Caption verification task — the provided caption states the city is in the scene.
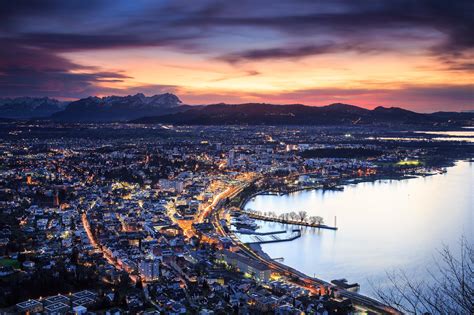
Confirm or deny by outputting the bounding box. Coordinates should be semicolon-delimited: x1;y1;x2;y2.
0;123;472;314
1;1;473;314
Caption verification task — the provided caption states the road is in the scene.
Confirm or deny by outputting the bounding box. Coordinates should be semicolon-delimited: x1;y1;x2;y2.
81;200;138;283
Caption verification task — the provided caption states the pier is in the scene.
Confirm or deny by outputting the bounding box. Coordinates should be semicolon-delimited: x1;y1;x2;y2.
236;210;338;230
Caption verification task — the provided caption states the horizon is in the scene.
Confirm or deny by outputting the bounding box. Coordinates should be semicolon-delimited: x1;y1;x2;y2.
2;92;473;114
1;1;473;112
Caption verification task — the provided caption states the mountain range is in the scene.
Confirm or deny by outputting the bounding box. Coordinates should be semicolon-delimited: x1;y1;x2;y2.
134;102;474;127
50;93;187;122
0;97;67;119
0;93;472;127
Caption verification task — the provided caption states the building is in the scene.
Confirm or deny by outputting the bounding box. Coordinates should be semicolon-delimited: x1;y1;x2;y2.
72;290;97;308
44;302;70;314
159;179;184;193
72;290;97;301
221;250;271;282
139;257;161;281
72;297;96;308
73;305;88;315
44;294;70;306
16;299;43;313
227;150;235;167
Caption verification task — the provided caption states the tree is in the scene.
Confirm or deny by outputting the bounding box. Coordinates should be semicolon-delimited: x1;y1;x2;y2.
309;216;324;225
298;211;308;222
372;238;473;314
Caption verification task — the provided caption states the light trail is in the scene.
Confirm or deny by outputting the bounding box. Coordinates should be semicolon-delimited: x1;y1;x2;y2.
81;203;137;283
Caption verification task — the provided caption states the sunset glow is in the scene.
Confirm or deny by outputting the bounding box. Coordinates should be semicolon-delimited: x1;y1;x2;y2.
2;1;473;111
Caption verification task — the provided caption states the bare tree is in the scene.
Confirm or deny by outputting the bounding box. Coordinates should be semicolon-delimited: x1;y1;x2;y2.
309;216;324;225
298;211;308;222
372;238;473;314
289;211;298;221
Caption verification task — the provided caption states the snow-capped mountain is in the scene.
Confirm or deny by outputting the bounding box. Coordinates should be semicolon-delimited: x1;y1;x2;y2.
51;93;187;122
0;97;67;119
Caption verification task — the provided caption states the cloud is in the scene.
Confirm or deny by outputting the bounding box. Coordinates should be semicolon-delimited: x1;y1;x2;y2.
0;41;132;98
219;42;381;63
200;1;474;65
0;0;472;111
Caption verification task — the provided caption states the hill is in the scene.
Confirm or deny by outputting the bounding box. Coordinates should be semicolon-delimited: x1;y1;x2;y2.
133;103;473;127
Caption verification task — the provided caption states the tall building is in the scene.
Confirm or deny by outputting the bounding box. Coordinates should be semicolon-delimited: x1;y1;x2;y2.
227;150;235;167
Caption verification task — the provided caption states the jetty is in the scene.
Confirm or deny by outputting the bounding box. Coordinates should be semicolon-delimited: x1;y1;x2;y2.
237;210;338;230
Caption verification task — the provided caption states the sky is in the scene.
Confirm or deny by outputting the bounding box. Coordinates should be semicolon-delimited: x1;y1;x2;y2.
1;0;473;112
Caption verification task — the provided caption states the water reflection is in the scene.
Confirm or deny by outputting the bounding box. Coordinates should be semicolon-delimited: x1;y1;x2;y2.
243;161;473;295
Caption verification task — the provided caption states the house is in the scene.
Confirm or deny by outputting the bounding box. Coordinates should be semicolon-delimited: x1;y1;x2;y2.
16;299;43;313
44;302;70;314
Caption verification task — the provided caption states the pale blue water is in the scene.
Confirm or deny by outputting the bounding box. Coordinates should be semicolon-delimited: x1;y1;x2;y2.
243;161;473;294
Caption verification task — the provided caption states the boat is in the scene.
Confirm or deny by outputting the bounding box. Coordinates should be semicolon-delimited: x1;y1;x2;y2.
231;214;260;230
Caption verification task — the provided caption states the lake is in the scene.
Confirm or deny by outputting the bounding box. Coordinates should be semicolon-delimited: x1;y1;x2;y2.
242;161;473;295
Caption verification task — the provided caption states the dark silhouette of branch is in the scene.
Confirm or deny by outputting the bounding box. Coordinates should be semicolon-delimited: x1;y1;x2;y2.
371;237;473;314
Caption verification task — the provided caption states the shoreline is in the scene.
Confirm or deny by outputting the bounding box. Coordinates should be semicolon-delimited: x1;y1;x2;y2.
233;159;470;295
241;158;472;209
242;173;428;209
